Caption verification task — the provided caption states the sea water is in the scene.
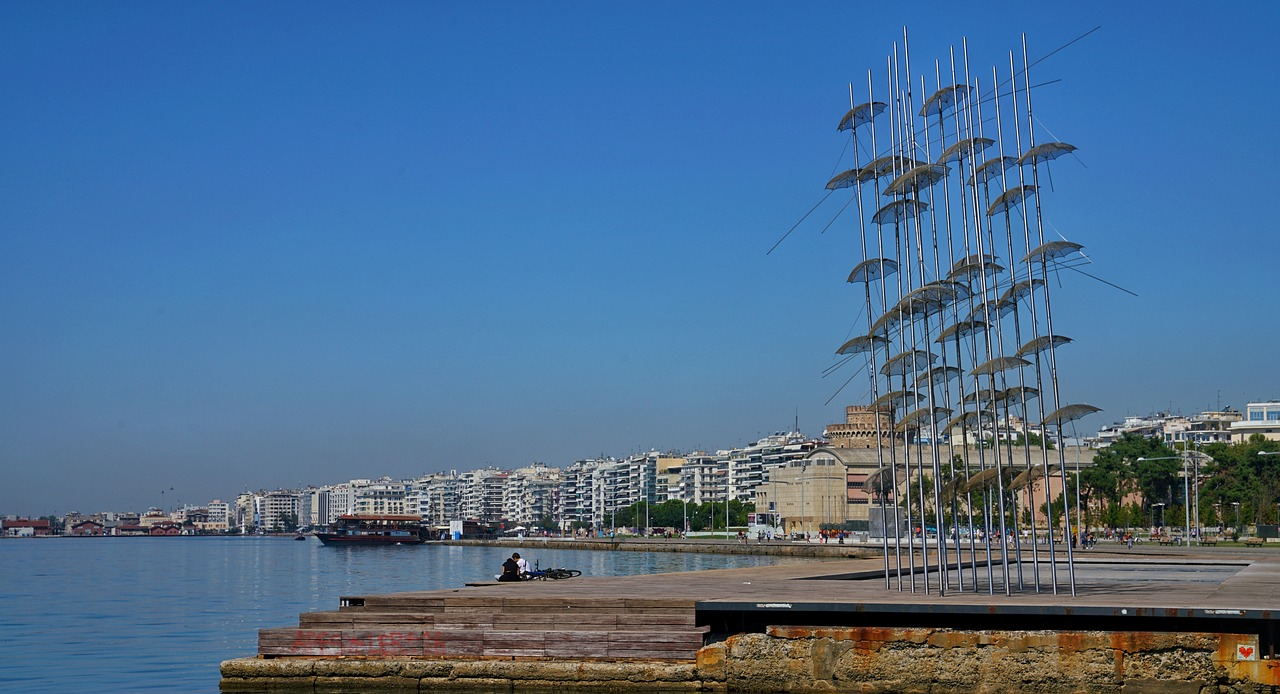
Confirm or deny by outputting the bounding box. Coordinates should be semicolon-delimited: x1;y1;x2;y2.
0;536;816;693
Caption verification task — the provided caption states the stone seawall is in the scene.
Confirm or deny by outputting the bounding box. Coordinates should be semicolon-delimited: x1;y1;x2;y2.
221;626;1280;692
445;537;874;559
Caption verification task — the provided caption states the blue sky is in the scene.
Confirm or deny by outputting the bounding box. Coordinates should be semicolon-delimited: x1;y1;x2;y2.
2;2;1278;515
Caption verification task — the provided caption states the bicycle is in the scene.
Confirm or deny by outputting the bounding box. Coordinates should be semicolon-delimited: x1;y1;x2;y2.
524;561;582;580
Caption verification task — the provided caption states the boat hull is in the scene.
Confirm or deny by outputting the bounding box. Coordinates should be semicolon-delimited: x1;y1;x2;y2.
314;532;426;546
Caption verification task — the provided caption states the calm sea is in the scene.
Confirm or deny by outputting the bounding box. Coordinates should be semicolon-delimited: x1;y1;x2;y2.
0;536;816;693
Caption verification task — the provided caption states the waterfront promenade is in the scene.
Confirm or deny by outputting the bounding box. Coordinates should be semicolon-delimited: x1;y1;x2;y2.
222;540;1280;691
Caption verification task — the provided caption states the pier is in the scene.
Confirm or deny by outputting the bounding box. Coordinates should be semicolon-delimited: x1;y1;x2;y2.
221;542;1280;691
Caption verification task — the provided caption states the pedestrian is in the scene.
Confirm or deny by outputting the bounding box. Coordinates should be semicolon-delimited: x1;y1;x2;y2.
497;553;522;582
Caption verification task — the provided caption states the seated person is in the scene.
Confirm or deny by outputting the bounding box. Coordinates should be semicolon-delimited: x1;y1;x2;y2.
497;553;522;582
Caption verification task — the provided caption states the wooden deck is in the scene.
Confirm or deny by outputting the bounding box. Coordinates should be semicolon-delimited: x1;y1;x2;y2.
258;545;1280;662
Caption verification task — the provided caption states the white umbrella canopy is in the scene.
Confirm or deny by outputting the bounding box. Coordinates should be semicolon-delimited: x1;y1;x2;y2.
935;318;986;343
1041;404;1102;427
862;154;926;181
895;406;953;433
847;258;898;284
919;83;975;118
971;355;1031;376
944;410;994;432
869;309;903;337
1016;335;1073;358
987;185;1037;217
1000;278;1044;305
825;168;862;190
947;260;1005;284
880;349;937;376
966;297;1016;322
969;155;1016;187
950;253;1000;273
1017;141;1077;166
936;136;995;165
872;389;924;411
872;198;929;225
883;164;950;197
836;334;888;356
996;386;1039;407
1009;465;1060;492
838;101;887;132
915;365;962;387
1025;240;1084;265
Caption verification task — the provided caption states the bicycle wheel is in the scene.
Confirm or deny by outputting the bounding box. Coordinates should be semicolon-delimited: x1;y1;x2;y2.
548;569;581;579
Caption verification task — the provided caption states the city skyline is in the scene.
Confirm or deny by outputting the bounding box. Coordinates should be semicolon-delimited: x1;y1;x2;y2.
4;3;1279;515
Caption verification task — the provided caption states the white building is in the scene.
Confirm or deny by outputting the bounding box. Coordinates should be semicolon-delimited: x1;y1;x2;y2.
351;478;407;515
1230;402;1280;443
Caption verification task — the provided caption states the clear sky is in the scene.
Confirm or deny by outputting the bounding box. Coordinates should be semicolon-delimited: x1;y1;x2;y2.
3;2;1278;516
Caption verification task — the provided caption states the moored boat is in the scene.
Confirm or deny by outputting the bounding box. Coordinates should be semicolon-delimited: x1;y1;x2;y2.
314;514;427;545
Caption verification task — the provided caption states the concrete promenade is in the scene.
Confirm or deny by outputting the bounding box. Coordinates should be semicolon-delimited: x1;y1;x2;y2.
222;541;1280;691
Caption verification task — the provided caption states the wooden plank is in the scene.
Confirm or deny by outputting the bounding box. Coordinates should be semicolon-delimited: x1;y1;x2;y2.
338;629;426;657
607;631;705;646
622;598;697;609
616;614;698;627
349;612;436;625
259;645;344;657
492;613;618;629
299;612;354;627
431;615;495;629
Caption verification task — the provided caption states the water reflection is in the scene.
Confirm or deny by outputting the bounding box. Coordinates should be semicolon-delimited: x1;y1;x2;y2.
0;537;821;693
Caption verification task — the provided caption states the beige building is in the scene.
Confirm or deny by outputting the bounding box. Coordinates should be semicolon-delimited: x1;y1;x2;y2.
754;443;1096;536
823;405;894;449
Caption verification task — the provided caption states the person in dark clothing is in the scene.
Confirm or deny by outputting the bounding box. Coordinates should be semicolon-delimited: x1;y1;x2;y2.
497;553;522;581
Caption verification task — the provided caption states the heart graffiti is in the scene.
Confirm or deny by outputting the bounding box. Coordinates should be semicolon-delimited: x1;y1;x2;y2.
1238;645;1256;660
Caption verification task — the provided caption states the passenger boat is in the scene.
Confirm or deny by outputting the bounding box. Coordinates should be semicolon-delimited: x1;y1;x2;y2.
314;514;428;545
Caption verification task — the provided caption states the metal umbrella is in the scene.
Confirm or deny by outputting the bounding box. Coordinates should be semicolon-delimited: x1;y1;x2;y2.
895;406;953;433
919;83;974;118
862;155;926;181
935;318;987;343
968;156;1017;187
1015;335;1073;358
872;389;923;411
1008;465;1059;492
996;386;1039;407
1000;278;1044;305
872;198;929;225
1016;141;1077;166
847;258;899;284
825;168;862;190
838;101;887;132
987;185;1037;217
880;349;937;376
947;260;1005;284
1040;404;1102;427
836;334;888;356
883;164;950;197
1024;241;1084;265
915;365;962;387
966;297;1016;322
936;137;995;165
971;355;1031;376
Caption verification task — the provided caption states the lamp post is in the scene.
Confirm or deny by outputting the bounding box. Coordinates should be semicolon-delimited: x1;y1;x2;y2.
1232;502;1241;538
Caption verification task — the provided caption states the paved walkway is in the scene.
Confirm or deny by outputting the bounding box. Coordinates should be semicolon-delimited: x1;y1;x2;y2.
373;544;1280;611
